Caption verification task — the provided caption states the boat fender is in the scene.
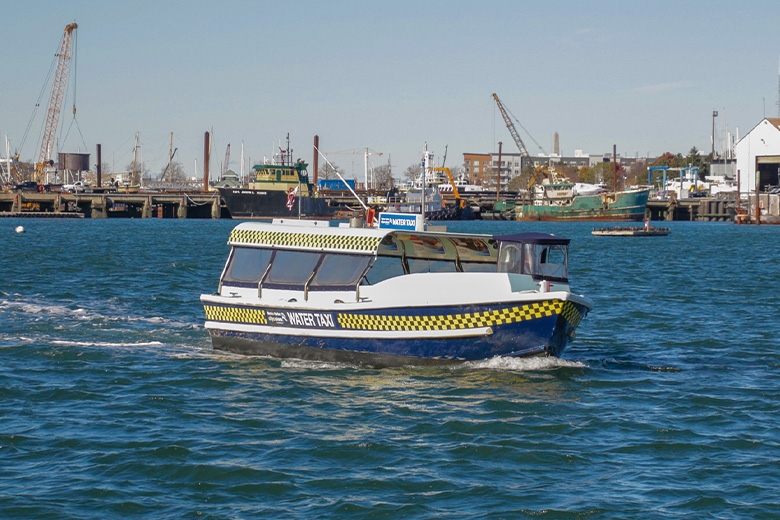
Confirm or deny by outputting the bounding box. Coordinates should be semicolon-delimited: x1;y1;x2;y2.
366;208;376;227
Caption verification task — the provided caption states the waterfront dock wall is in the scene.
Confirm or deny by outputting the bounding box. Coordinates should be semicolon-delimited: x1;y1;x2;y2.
0;192;227;219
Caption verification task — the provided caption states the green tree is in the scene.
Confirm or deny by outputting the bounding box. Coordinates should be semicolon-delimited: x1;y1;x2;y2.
684;146;708;178
580;162;616;187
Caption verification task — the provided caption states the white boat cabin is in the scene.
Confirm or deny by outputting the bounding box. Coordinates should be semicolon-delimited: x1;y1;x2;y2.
216;219;571;302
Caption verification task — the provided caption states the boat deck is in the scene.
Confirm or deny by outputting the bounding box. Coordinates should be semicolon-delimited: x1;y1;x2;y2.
592;226;670;237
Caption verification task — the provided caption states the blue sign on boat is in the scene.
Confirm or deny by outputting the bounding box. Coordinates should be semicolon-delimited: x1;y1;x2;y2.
378;212;423;230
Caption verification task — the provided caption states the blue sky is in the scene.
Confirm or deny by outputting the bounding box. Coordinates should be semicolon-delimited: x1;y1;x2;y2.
3;0;780;181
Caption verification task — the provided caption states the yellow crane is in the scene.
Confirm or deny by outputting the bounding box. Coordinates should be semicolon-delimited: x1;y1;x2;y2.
35;22;78;183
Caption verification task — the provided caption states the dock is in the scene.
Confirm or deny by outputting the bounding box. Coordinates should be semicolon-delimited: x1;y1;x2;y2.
0;191;228;219
645;194;736;222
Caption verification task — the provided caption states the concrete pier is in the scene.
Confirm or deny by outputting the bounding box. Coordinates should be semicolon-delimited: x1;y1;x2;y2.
0;191;227;219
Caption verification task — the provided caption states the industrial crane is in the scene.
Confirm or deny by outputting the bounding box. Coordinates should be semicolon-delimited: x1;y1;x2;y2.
492;92;546;188
35;22;78;183
223;143;231;175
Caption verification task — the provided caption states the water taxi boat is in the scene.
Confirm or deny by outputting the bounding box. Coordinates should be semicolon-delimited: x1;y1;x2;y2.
201;213;593;367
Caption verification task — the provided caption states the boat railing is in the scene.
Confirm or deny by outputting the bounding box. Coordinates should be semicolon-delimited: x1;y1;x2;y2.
257;262;273;299
303;271;316;301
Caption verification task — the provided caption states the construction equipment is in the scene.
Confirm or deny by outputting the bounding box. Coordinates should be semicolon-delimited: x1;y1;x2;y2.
34;22;78;183
434;166;467;208
223;143;231;175
492;92;545;188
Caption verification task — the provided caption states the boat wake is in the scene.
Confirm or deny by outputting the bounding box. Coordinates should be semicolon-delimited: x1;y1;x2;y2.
0;297;193;328
276;355;588;373
50;340;165;349
462;355;587;372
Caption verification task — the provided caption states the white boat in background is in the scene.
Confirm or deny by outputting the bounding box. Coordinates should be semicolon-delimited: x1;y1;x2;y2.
201;213;593;367
572;182;608;196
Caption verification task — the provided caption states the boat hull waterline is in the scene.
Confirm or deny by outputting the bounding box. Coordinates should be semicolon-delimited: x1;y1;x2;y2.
204;297;589;368
218;188;333;219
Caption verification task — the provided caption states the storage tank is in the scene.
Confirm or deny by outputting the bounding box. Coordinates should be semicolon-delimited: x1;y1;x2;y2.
58;152;90;171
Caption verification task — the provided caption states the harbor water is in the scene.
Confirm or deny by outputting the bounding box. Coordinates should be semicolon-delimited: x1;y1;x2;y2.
1;218;778;518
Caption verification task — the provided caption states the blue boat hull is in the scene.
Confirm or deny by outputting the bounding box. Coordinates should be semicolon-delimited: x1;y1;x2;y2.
204;299;588;368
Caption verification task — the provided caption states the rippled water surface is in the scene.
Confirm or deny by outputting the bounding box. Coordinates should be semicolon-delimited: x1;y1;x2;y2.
1;218;779;518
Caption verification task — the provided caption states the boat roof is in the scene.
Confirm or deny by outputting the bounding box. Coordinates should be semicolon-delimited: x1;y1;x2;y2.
495;232;570;245
228;220;568;255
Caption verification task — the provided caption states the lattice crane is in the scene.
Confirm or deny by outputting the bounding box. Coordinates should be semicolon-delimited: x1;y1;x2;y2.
492;92;545;187
35;22;78;183
223;143;231;175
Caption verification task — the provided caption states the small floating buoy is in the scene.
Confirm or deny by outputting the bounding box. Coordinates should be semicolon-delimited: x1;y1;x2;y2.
15;225;25;234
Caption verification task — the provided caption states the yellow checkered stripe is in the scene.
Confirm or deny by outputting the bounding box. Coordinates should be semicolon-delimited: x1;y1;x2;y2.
229;229;381;252
338;300;565;331
560;301;584;329
204;305;267;324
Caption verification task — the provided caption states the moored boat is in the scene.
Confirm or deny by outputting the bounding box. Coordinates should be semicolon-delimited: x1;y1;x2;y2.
217;136;334;219
201;213;593;367
516;171;650;221
387;147;478;220
591;223;670;236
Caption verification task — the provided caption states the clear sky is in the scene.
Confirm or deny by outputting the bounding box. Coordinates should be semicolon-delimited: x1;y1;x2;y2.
3;0;780;182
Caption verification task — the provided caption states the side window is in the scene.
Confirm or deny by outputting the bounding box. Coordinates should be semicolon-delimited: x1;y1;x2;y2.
312;254;371;287
497;244;522;274
408;258;456;273
266;250;321;285
224;247;273;283
363;256;406;285
461;261;496;273
538;245;567;278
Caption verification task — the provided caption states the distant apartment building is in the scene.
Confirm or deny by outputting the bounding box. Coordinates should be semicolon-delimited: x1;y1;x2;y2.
462;150;639;188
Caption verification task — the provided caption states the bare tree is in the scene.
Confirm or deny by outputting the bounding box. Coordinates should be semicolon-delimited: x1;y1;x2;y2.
160;161;186;182
448;164;464;180
403;163;421;184
318;162;344;181
124;162;150;186
372;164;394;190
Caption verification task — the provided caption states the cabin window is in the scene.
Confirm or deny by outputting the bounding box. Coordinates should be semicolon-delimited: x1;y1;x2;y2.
312;253;371;287
497;244;523;274
461;261;496;273
407;258;457;273
265;250;321;285
537;245;568;279
224;246;273;282
497;242;569;280
362;256;406;285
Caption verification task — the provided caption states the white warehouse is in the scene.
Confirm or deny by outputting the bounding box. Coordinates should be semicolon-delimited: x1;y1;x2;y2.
735;118;780;194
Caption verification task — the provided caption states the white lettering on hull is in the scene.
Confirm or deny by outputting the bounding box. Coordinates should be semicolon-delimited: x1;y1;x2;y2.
286;311;335;328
